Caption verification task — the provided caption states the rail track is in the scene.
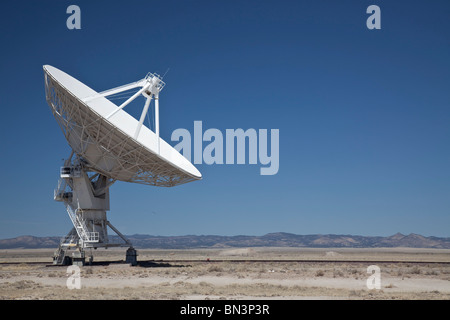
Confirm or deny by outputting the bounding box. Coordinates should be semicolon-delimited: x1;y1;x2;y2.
0;259;449;267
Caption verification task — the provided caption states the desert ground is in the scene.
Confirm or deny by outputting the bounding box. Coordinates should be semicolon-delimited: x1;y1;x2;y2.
0;247;449;300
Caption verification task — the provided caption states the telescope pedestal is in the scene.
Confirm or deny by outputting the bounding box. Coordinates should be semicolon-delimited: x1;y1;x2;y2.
53;158;137;266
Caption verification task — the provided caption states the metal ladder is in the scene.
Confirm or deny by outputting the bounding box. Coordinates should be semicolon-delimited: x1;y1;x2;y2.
53;228;79;265
54;246;66;265
64;203;99;244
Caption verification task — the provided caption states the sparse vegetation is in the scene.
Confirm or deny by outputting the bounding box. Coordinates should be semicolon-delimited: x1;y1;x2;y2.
410;266;422;275
333;269;344;278
315;270;325;277
0;248;449;300
426;270;439;276
207;265;223;273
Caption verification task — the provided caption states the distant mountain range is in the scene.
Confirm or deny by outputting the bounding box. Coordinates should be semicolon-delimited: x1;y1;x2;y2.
1;232;450;249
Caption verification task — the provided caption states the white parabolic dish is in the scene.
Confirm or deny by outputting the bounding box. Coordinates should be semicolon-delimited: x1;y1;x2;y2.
44;65;201;187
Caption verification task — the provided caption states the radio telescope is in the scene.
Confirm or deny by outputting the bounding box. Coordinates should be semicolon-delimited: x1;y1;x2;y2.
44;65;201;265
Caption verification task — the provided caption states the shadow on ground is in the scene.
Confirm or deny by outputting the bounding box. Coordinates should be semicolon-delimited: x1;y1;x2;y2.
87;260;190;268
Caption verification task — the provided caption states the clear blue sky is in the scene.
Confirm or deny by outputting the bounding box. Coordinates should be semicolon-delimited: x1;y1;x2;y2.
0;0;449;238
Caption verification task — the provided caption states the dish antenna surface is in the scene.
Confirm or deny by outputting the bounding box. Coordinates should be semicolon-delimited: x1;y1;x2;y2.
44;65;201;265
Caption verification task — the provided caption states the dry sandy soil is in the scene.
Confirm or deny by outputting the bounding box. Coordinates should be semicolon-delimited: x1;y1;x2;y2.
0;247;449;300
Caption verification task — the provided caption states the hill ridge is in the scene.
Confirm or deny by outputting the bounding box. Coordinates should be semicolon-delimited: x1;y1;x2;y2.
1;233;450;249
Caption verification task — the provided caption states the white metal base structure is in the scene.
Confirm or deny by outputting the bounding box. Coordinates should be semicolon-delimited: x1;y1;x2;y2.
53;153;136;266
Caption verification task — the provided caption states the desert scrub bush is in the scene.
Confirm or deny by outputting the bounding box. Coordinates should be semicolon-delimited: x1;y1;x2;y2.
207;265;223;273
349;290;363;297
333;269;344;278
13;280;40;290
425;269;439;276
440;268;450;275
84;267;94;275
350;269;358;275
410;266;421;275
430;290;440;294
315;270;325;277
